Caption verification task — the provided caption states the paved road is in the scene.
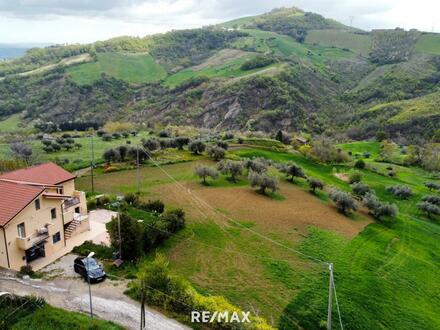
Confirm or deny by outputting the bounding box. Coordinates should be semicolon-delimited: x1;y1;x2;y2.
0;275;189;330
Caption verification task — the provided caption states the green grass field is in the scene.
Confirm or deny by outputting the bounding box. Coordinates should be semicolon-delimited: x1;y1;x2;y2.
10;304;122;329
163;54;279;87
0;113;29;133
75;144;440;329
415;34;440;55
306;29;372;56
67;52;167;85
0;131;150;171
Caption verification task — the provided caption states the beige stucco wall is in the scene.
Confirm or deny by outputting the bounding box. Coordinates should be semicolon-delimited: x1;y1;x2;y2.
0;178;88;271
0;228;8;269
2;193;65;271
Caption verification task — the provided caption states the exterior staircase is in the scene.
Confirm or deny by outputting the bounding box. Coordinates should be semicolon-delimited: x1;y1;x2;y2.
64;219;81;239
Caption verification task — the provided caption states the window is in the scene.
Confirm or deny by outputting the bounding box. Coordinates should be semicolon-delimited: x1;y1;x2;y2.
57;187;63;194
35;198;40;210
51;208;57;220
52;232;61;244
17;223;26;238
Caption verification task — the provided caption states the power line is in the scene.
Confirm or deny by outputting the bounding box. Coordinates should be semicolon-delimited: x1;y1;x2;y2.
332;275;344;330
138;145;329;266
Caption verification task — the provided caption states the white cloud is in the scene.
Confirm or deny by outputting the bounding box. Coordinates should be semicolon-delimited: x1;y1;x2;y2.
0;0;438;44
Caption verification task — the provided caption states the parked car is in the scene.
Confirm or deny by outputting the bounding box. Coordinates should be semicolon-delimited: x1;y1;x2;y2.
74;257;106;283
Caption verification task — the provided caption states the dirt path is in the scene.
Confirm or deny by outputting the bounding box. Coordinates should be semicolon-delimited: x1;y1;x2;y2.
0;275;189;330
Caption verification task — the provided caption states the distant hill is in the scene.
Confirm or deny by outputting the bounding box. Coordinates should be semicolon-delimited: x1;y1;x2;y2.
0;7;439;141
0;43;51;60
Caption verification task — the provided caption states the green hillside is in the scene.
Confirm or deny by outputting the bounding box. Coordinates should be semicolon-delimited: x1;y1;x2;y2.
415;33;440;55
67;52;167;85
365;89;440;124
305;29;372;56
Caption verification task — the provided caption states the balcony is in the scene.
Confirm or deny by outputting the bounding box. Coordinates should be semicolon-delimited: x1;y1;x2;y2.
64;197;80;209
16;230;49;250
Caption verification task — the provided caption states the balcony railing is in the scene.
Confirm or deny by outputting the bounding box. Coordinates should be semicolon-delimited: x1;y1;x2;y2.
64;197;80;208
16;230;49;250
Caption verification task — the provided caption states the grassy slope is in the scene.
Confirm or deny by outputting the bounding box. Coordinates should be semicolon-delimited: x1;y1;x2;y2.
365;89;440;123
67;52;167;85
305;29;372;56
76;145;440;329
11;304;123;329
415;34;440;55
164;53;279;87
0;113;25;133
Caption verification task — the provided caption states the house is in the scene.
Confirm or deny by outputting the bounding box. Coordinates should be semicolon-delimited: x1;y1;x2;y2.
0;162;89;271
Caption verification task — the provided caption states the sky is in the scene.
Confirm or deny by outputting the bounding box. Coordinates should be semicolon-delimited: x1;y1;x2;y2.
0;0;439;44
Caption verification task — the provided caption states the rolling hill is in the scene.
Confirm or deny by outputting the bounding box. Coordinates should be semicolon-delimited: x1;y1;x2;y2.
0;7;439;141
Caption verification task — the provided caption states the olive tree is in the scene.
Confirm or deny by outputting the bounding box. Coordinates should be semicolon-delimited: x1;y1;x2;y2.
363;193;398;221
386;185;412;199
352;182;372;197
421;195;440;206
279;162;306;182
194;165;218;184
248;171;278;195
218;160;243;182
188;140;206;155
207;146;226;161
308;178;324;194
417;201;440;219
329;188;357;215
425;182;440;191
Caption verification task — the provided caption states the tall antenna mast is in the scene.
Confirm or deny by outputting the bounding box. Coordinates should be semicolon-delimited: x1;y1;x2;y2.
349;16;354;27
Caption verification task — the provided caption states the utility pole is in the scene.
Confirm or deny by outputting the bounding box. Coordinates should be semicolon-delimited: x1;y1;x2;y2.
91;133;95;194
327;262;334;330
118;209;122;260
136;144;140;195
140;279;146;329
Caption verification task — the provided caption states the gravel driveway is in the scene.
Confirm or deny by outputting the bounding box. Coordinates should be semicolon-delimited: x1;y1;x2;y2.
0;263;189;330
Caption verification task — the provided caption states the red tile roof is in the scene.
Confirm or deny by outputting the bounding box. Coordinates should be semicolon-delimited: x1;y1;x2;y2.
0;181;44;227
0;162;75;185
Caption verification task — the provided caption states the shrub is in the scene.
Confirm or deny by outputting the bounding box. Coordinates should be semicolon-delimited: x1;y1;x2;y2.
87;199;97;210
216;140;229;150
363;193;398;221
418;201;440;219
425;182;440;191
207;146;226;161
194;165;218;184
248;171;278;195
124;193;140;206
354;159;366;169
421;195;440;206
102;133;112;141
103;148;119;164
72;240;114;259
117;145;128;161
308;178;324;193
348;171;363;184
161;209;186;233
175;137;190;150
352;182;372;197
188;140;206;155
140;200;165;214
19;265;35;277
241;55;275;70
387;185;412;199
329;189;357;215
217;160;243;182
142;138;160;153
158;130;171;138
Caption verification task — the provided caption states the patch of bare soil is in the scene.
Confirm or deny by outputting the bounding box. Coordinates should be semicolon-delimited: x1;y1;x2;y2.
334;172;350;182
191;49;253;71
153;181;371;239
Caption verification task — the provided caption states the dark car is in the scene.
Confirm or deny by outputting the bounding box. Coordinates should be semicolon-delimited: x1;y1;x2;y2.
74;257;106;283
